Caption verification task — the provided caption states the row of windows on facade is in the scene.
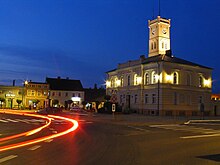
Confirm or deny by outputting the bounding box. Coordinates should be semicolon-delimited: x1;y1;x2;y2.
119;94;204;105
108;72;208;88
26;84;48;89
151;41;167;50
27;90;81;97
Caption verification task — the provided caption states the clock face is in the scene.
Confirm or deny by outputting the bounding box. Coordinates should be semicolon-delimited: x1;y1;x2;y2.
162;28;167;34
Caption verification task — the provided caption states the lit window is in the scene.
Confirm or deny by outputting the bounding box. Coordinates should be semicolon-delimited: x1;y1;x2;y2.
134;74;138;85
199;76;203;87
152;71;156;84
145;73;149;85
120;77;124;87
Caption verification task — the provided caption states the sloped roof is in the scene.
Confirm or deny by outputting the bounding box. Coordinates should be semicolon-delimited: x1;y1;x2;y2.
46;77;83;91
142;55;212;69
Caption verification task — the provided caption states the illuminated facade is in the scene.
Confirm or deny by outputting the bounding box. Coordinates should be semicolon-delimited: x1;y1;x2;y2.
46;77;84;108
106;16;213;116
24;81;49;109
0;86;23;109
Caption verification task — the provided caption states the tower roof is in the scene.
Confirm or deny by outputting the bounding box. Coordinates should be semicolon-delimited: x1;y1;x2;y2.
142;55;212;70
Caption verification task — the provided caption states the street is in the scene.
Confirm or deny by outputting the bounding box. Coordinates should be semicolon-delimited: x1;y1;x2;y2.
1;111;220;164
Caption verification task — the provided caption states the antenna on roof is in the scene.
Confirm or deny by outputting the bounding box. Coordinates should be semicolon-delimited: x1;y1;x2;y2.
158;0;161;16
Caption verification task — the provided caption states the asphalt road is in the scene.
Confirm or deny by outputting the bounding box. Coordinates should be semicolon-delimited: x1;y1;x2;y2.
1;112;220;165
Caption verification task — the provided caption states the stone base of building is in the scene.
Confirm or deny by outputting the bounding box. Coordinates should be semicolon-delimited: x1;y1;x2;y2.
137;109;211;116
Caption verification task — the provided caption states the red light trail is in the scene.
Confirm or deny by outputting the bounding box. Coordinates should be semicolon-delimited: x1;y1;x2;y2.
0;110;78;152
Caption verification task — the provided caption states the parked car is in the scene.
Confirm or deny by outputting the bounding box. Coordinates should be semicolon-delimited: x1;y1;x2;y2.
70;106;81;112
36;107;62;114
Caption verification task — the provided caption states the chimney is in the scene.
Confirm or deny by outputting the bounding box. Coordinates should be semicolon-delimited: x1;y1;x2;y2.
140;55;146;62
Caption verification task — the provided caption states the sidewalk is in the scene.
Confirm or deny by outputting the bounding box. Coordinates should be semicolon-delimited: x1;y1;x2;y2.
92;113;220;125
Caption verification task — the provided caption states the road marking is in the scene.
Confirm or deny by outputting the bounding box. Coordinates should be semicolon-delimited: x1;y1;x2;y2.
0;155;18;163
180;133;220;139
28;145;41;151
128;126;149;132
85;121;93;124
149;124;180;127
0;119;8;123
15;119;30;123
6;119;19;122
44;139;53;143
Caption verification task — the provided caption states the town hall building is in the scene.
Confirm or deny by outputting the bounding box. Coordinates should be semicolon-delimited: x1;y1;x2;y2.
106;16;212;116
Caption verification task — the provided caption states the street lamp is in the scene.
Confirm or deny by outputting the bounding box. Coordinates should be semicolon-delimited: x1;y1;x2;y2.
22;80;28;108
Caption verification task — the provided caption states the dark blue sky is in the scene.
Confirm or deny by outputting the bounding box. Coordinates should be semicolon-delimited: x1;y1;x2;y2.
0;0;219;92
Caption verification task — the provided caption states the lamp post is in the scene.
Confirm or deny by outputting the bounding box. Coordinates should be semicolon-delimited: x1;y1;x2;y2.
22;80;28;108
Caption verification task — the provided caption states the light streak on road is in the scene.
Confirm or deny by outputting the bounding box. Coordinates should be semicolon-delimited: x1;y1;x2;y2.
0;114;78;152
0;111;52;142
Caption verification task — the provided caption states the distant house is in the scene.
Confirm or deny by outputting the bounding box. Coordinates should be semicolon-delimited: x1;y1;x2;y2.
24;81;49;109
0;85;24;109
46;77;84;108
84;85;106;110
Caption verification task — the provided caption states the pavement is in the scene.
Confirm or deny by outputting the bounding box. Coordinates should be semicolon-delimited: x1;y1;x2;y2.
3;108;220;125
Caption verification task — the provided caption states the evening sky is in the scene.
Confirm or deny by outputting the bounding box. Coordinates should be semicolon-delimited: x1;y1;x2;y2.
0;0;219;92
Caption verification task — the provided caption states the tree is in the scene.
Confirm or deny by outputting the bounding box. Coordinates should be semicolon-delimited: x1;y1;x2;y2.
67;100;73;109
104;95;111;101
32;99;40;109
16;99;22;109
82;101;87;109
0;97;5;108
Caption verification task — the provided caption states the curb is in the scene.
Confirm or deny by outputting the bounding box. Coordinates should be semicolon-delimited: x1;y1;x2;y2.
184;120;220;125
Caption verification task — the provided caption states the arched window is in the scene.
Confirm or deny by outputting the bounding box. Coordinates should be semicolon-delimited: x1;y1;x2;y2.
154;42;156;49
127;75;130;86
134;74;138;85
151;42;153;50
162;42;164;49
199;76;203;87
120;77;124;87
152;71;156;84
173;72;178;84
187;73;191;86
145;73;149;85
111;79;114;87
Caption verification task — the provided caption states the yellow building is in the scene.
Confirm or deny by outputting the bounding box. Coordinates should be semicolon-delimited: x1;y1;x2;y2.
0;85;24;109
106;16;212;116
24;81;49;109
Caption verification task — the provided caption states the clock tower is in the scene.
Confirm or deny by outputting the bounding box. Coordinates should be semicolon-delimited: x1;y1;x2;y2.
148;16;171;57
